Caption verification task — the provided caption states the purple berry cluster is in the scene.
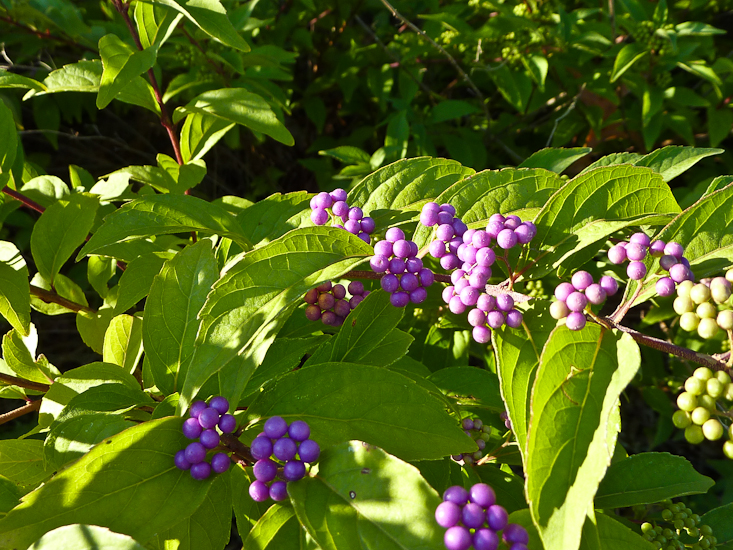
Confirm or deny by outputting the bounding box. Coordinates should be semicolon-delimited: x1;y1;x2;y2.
436;484;530;550
421;202;469;271
310;189;375;244
304;281;370;326
607;234;693;294
550;271;619;331
499;411;512;432
248;416;320;503
451;417;492;465
370;227;435;307
175;396;236;480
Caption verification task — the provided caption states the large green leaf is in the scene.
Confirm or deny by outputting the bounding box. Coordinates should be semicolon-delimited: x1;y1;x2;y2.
243;504;308;550
134;2;182;50
246;362;473;461
173;89;293;145
519;147;592;174
236;191;312;247
594;453;714;508
611;43;648;82
0;241;31;335
0;70;46;92
177;227;372;414
179;112;234;163
288;441;445;550
530;165;680;277
0;418;213;549
0;101;17;186
78;194;251;258
700;503;733;545
102;315;144;375
114;252;171;314
526;325;641;550
492;300;556;459
29;525;146;550
143;241;218;395
2;329;56;385
427;366;503;411
0;440;53;494
632;146;723;182
97;34;158;109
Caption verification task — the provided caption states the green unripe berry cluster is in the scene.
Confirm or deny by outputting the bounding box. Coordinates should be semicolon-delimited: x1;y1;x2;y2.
524;279;548;300
674;271;733;341
641;501;717;550
452;416;492;465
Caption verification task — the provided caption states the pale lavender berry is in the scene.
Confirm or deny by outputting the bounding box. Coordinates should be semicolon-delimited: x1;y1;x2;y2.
497;229;518;249
566;291;587;312
393;240;412;258
183;418;203;440
330;188;347;202
468;308;487;327
429;240;446;258
473;326;491;343
627;261;647;280
487;311;505;329
585;284;606;305
462;502;486;529
630;232;651;247
253;458;278;482
385;227;405;242
504;215;521;229
374;240;393;257
418;268;434;287
309;196;318;210
443;485;469;505
607;245;627;264
391;292;410;307
496;294;514;312
406;257;423;274
472;230;491;248
486;504;509;530
184;442;207;464
211;452;231;473
660;254;678;271
250;436;273;460
452;219;467;236
486;220;504;239
360;217;375;234
460;286;479;306
283;460;306;481
348;207;363;220
626;243;647;261
599;276;618;296
298;439;320;463
449;296;467;314
523;221;537;240
469;483;496;508
476;247;495;267
463;229;477;244
506;310;523;328
554;282;575;302
566;311;586;331
332;200;348;217
669;263;692;283
440;254;461;270
381;274;399;293
423;201;440;213
370;255;389;273
469;271;489;289
174;450;191;470
442;286;455;304
389;258;406;274
489;213;506;224
435;501;461;528
441;203;456;216
503;524;529;545
473;528;500;550
410;287;427;304
664;242;684;259
198;408;221;429
571;271;593;291
191;461;211;480
269;480;288;501
344;219;360;234
249;480;269;502
311;208;328;226
461;245;478;265
656;277;676;297
190;401;207;418
313;192;332;209
444;526;472;550
264;416;289;439
209;396;229;415
436;224;454;242
514;224;533;245
477;294;496;312
200;429;220;449
650;240;666;257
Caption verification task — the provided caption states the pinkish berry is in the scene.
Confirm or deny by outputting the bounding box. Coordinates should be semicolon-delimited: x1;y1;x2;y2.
332;200;348;217
429;240;446;258
444;526;472;550
311;208;328;226
626;242;647;261
496;229;518;249
566;291;587;312
330;188;347;202
442;286;455;304
385;227;405;242
607;245;627;264
656;277;676;297
599;276;618;296
669;263;692;283
487;311;505;329
496;294;514;312
504;215;521;229
344;219;360;234
449;296;467;314
249;480;269;502
477;293;496;312
664;242;684;259
348;207;363;220
374;240;393;257
650;240;666;256
476;247;495;267
571;271;593;291
627;261;647;280
473;326;491;343
393;239;412;258
435;501;461;528
554;282;575;301
514;224;534;244
486;220;504;239
440;254;461;270
629;232;650;247
585;284;606;305
370;255;389;273
566;312;586;331
460;286;480;307
436;224;455;242
441;203;456;216
472;230;491;248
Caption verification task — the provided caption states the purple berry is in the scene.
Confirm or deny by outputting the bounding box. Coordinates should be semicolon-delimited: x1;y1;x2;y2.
443;485;469;505
249;480;270;502
461;417;475;430
496;294;514;312
298;439;320;463
486;504;509;530
344;219;360;234
174;449;191;470
360;217;375;234
429;240;446;258
211;452;231;473
566;291;587;312
418;268;434;287
421;210;439;227
650;240;666;256
444;526;472;550
476;247;495;267
440;254;461;270
288;420;310;442
390;259;406;274
607;245;627;264
332;284;346;300
349;295;364;309
200;429;220;450
669;263;692;283
199;407;221;429
566;311;586;331
183;418;203;440
473;325;492;343
274;437;298;461
486;220;504;239
348;207;363;221
406;257;423;274
497;229;517;249
460;286;480;307
571;271;593;291
385;227;405;242
442;286;455;304
554;282;575;302
400;273;419;292
310;208;328;226
184;442;207;464
469;483;496;508
487;310;505;329
393;239;412;258
283;460;306;481
468;308;487;327
503;524;529;545
374;240;393;257
630;232;650;247
435;501;461;528
627;261;647;280
330;188;347;202
410;287;428;304
190;401;207;418
253;458;278;482
209;396;229;415
472;230;491;248
190;461;211;480
318;293;335;310
334;299;351;318
332;200;348;217
477;294;496;312
436;224;455;242
453;220;468;238
269;480;288;501
660;254;678;271
599;276;618;296
626;242;647;261
381;274;399;293
437;211;454;225
370;255;390;273
469;271;490;289
514;224;534;245
506;310;523;328
462;502;486;528
250;436;273;460
390;291;410;308
264;416;289;439
473;528;500;550
448;295;466;314
664;242;684;259
504;215;521;229
314;192;333;209
656;277;676;297
585;284;606;305
348;281;365;296
321;311;338;326
489;213;506;224
441;203;456;216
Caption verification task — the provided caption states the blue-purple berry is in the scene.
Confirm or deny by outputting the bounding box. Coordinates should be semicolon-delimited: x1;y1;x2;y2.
218;414;237;434
298;439;320;463
198;408;221;429
190;461;211;480
269;480;288;501
200;429;220;450
251;435;274;460
182;418;203;440
209;396;229;415
283;459;306;481
174;449;191;470
249;480;269;502
273;437;298;461
264;416;289;439
184;442;207;464
253;458;278;482
211;452;231;473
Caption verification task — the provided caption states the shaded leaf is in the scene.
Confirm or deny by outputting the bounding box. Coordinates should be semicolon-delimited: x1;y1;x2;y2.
97;34;158;109
633;146;723;182
519;147;592;174
0;241;31;335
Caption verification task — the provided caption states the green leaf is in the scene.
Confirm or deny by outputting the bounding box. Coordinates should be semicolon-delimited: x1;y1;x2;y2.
524;54;549;90
0;440;53;494
54;384;152;421
0;70;46;92
173;89;293;146
156;154;206;193
243;504;303;550
318;146;371;165
179;112;234;163
632;146;723;182
0;418;213;549
288;441;445;550
0;101;18;185
493;301;556;459
427;366;503;410
103;315;144;375
30;193;99;284
490;64;533;113
677;61;722;87
530;165;680;278
134;2;182;50
105;165;177;194
594;453;714;508
246;363;473;461
114;252;170;314
474;466;527;514
519;147;592;174
707;107;733;147
527;326;640;550
304;290;406;367
429;100;481;124
664;86;710;108
236;191;312;246
177;227;372;414
581;152;642;173
0;241;31;335
76;308;116;354
30;524;146;550
2;329;54;385
675;21;726;36
78;194;251;258
581;513;656;550
700;503;733;545
231;466;269;542
97;34;158;110
611;43;648;82
156;473;231;550
0;475;20;514
143;240;218;395
88;256;116;298
145;0;250;52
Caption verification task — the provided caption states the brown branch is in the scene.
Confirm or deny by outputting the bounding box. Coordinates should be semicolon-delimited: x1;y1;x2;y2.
0;373;50;392
0;13;97;53
221;432;254;464
0;399;41;426
30;284;95;313
2;186;45;214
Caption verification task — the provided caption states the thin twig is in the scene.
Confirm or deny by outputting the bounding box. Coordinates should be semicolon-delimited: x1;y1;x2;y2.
0;399;41;426
0;373;51;392
30;284;95;313
2;186;45;214
546;83;586;147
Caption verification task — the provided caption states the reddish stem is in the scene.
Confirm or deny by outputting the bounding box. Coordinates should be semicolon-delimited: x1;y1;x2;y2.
0;373;50;392
2;186;44;213
0;14;97;53
0;399;41;426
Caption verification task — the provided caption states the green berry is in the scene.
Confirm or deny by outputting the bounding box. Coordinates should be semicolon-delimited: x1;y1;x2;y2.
698;394;717;410
662;528;674;539
707;378;725;399
677;280;695;298
691;284;712;304
672;410;692;429
661;508;674;521
702;418;724;440
685;424;705;444
697;302;717;319
710;277;731;303
685;376;705;395
550;300;570;319
718;310;733;331
680;312;701;331
674;297;695;315
691;406;711;425
642;522;655;534
688;527;700;537
701;525;713;537
677;392;698;411
694;367;714;381
716;370;731;386
726;268;733;283
698;318;720;339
